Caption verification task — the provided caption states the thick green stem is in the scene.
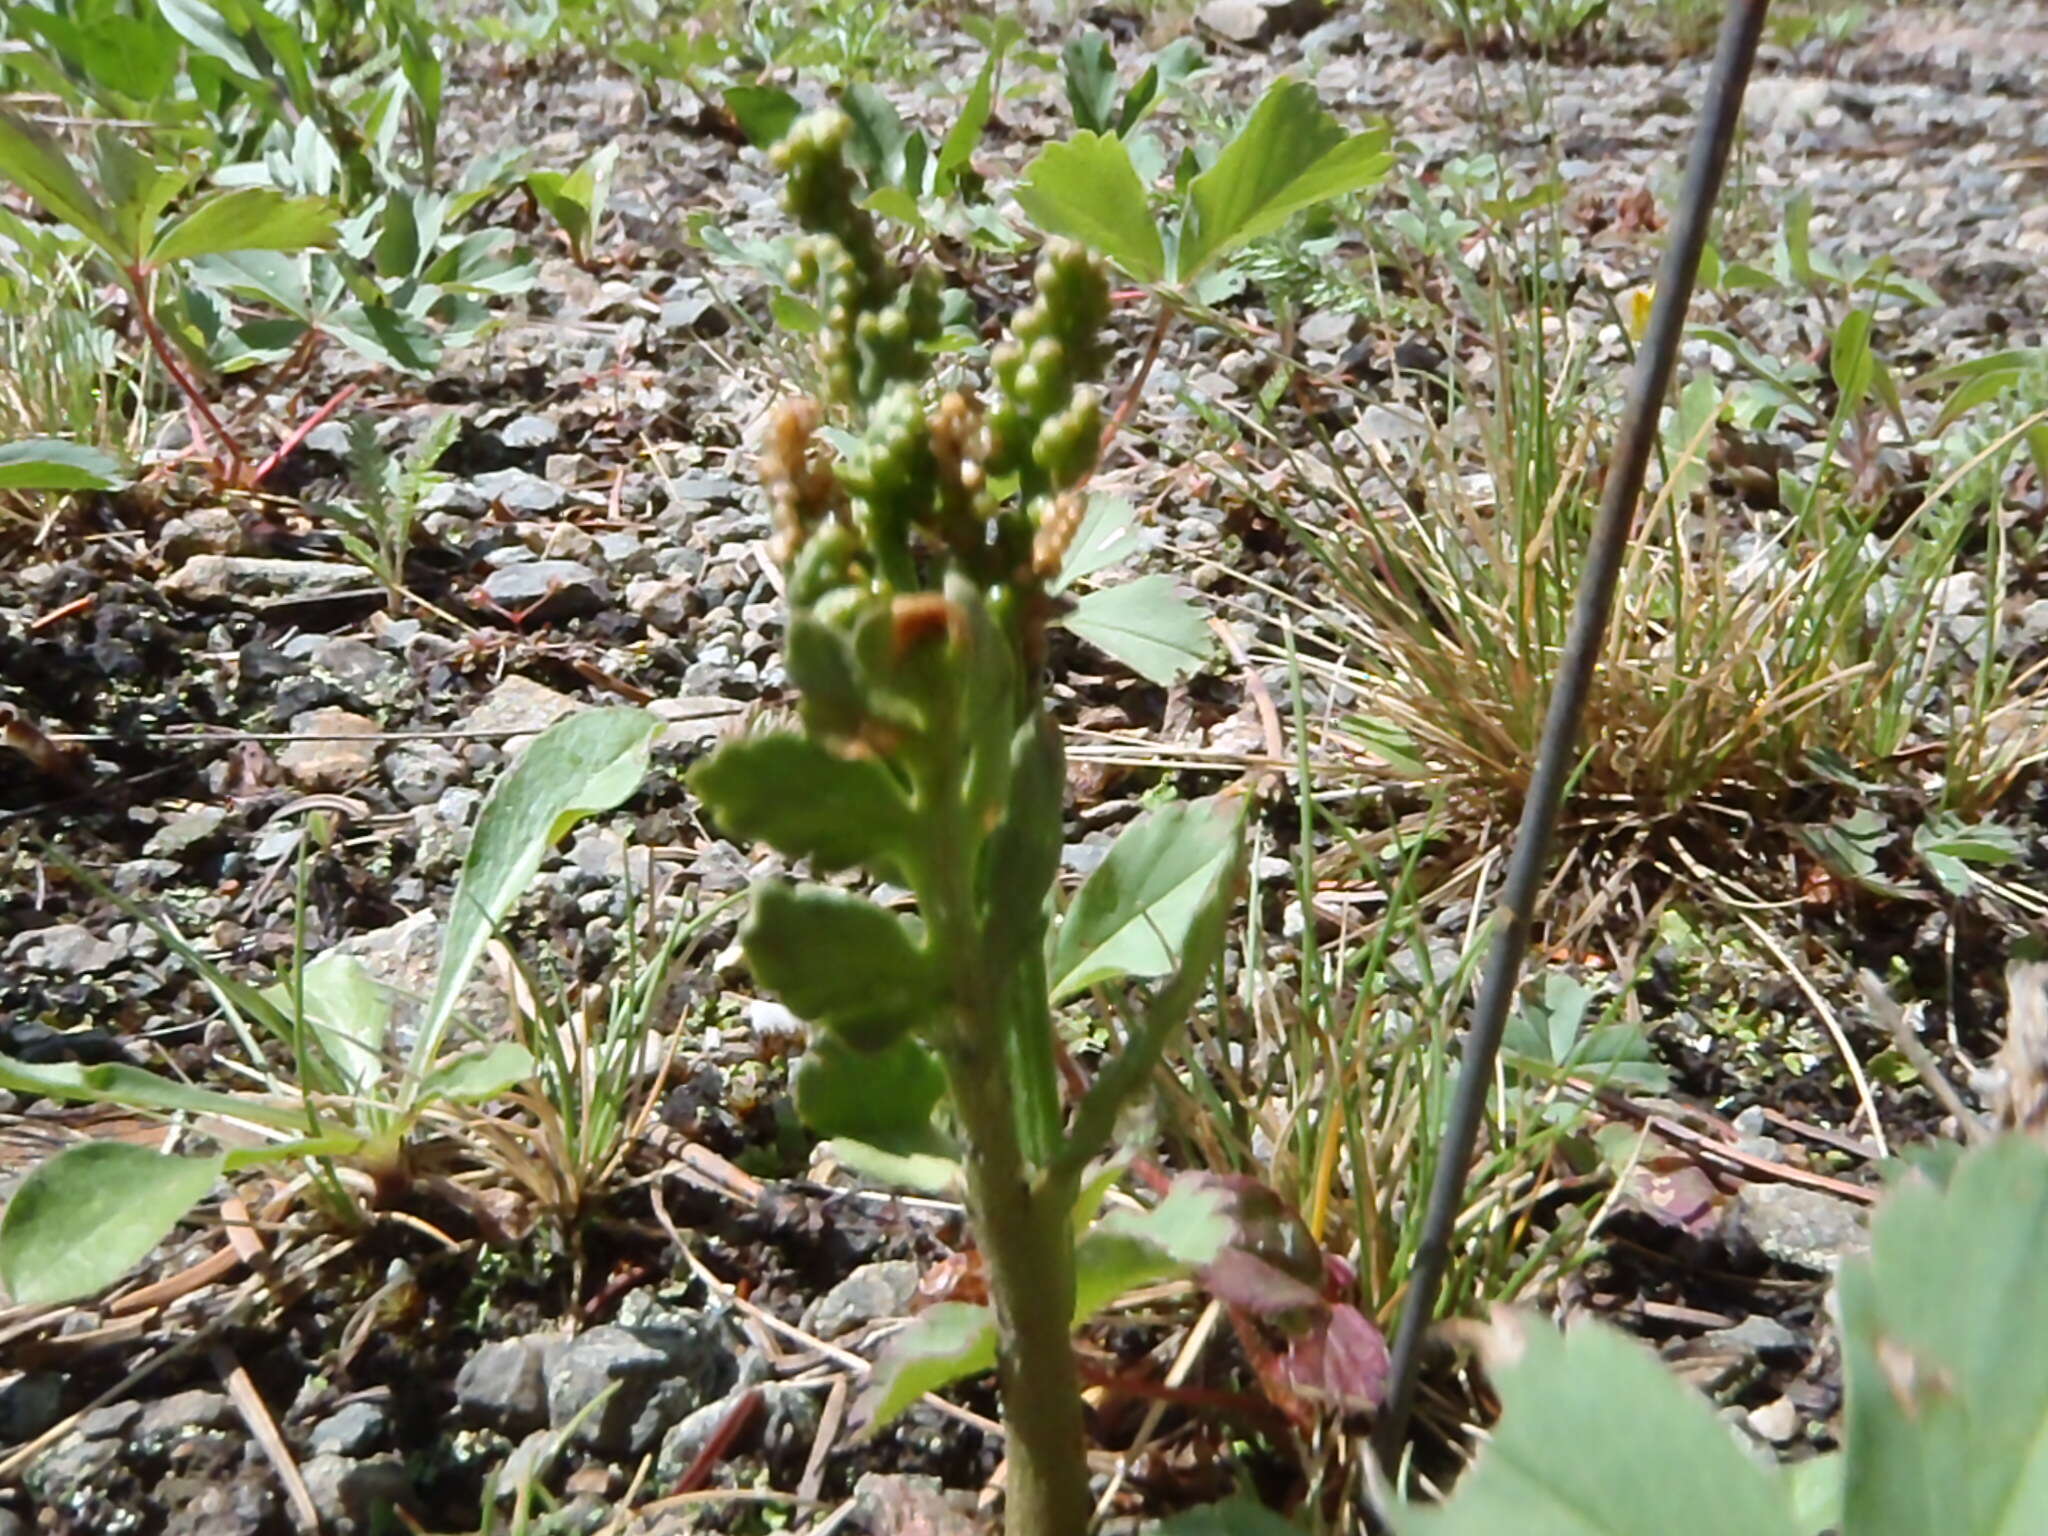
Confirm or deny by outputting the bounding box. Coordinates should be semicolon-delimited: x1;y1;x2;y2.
914;697;1090;1534
947;1035;1092;1535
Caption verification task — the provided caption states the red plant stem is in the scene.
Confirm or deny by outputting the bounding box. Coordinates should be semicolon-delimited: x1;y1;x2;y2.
1098;301;1173;461
126;266;243;474
671;1387;761;1494
250;382;362;488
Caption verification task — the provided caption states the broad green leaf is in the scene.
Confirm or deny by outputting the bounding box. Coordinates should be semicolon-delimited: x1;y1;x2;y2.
1914;815;2021;868
94;134;184;266
327;301;440;374
793;1031;947;1152
860;185;923;229
150;188;337;265
724;84;802;149
0;439;125;492
0;109;119;257
1154;1499;1305;1535
409;708;660;1084
1785;1455;1844;1534
1663;374;1720;506
1399;1319;1804;1536
1016;131;1166;284
1118;61;1163;137
0;1053;307;1132
1838;1137;2048;1536
261;951;392;1096
0;1142;226;1305
1174;81;1393;283
1049;796;1243;1001
1050;494;1141;593
742;883;936;1051
417;1042;535;1103
692;734;913;873
861;1302;997;1429
1061;575;1213;685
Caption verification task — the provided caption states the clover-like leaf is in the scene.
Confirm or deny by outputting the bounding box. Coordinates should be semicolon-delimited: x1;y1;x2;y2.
1400;1318;1804;1536
1174;80;1394;284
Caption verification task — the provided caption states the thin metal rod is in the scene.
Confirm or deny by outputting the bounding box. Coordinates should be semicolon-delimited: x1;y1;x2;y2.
1372;0;1771;1481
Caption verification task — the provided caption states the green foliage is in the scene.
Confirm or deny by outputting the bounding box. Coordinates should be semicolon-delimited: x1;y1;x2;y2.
1384;0;1611;51
1049;799;1248;1002
1500;971;1669;1096
0;710;660;1303
332;408;460;605
525;142;619;266
1400;1317;1804;1536
1018;77;1393;290
863;1175;1238;1429
1404;1136;2048;1536
408;709;661;1089
0;438;125;492
0;1143;229;1306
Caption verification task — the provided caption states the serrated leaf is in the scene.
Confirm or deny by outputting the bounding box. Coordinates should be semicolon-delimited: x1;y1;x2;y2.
860;1302;997;1429
1399;1319;1804;1536
0;1142;226;1305
743;883;936;1051
0;439;125;492
692;733;913;873
1049;796;1242;1001
409;708;659;1085
1015;131;1166;284
1061;575;1212;685
150;187;337;266
1174;81;1393;284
